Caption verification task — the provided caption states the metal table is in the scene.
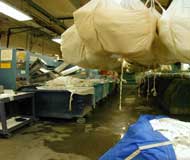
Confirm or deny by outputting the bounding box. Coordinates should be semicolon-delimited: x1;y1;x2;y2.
0;92;35;137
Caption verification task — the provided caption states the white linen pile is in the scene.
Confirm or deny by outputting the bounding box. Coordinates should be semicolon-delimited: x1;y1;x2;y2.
150;118;190;160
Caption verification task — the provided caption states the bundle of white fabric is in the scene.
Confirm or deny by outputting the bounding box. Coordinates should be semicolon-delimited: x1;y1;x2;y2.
62;0;190;70
61;25;121;70
73;0;157;64
159;0;190;63
150;118;190;160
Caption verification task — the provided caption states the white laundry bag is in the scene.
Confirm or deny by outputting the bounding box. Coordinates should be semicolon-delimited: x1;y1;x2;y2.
121;0;178;66
142;0;178;66
85;52;121;70
152;34;178;65
158;0;190;63
73;0;104;55
94;0;157;55
74;0;157;57
61;25;89;68
61;25;120;70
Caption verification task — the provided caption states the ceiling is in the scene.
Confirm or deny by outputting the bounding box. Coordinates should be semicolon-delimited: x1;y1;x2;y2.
0;0;172;55
0;0;172;33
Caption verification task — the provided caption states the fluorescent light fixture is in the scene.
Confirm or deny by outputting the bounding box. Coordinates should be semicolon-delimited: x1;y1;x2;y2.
0;1;32;21
52;37;61;44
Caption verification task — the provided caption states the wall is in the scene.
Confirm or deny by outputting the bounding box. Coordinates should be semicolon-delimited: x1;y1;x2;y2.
0;31;62;57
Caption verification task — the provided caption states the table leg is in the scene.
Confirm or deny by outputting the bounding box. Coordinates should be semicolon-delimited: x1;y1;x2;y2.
0;102;8;134
32;95;36;121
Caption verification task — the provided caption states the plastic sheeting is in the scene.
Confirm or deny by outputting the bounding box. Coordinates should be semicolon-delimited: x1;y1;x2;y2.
100;115;176;160
100;115;190;160
159;0;190;63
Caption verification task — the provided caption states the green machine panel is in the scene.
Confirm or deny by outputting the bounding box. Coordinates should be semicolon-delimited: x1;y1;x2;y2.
0;49;29;90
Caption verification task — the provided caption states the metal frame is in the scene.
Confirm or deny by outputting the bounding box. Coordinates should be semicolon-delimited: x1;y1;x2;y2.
24;0;67;30
0;93;35;137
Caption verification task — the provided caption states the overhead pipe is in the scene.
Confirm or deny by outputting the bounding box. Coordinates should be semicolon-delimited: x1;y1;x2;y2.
6;26;35;48
6;26;54;48
32;15;62;34
6;28;11;48
57;16;74;20
24;0;67;30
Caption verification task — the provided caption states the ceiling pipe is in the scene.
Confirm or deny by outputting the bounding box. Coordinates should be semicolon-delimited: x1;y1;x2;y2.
6;26;33;48
57;16;74;20
24;0;67;30
6;26;54;48
32;15;62;34
6;28;11;48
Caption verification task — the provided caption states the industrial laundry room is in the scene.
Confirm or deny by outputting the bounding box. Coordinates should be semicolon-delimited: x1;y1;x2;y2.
0;0;190;160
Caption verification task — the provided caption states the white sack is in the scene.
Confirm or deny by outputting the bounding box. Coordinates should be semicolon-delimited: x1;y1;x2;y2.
158;0;190;63
73;0;177;67
85;52;121;70
152;34;178;65
61;25;120;70
74;0;170;67
73;0;103;55
94;0;156;55
61;25;89;68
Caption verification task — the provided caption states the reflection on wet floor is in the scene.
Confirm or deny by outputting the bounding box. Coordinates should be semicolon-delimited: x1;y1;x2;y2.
0;86;165;160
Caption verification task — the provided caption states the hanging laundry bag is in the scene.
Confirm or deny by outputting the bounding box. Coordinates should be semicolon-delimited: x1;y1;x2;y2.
61;25;89;68
74;0;157;56
94;0;157;56
73;0;103;55
61;25;120;70
158;0;190;63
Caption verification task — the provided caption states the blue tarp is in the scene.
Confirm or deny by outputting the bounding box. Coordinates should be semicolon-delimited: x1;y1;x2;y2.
99;115;177;160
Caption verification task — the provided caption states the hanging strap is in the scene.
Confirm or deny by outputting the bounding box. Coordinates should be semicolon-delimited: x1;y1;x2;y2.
146;67;150;101
152;68;157;97
145;0;155;9
155;0;166;12
145;0;150;7
145;0;165;12
153;73;157;96
119;59;125;111
69;92;74;111
125;141;172;160
147;75;150;101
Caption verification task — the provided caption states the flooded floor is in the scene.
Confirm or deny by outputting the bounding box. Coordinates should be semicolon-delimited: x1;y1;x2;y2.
0;86;164;160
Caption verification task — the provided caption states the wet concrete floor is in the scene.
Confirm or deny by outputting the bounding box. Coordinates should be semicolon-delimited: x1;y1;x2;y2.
0;86;165;160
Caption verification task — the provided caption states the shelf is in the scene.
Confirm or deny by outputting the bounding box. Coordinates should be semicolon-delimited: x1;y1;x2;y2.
0;116;30;130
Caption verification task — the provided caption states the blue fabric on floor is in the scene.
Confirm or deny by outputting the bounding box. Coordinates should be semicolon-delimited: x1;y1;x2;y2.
99;115;176;160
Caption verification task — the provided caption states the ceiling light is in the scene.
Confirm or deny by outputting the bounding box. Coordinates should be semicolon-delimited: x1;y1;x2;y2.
0;1;32;21
52;37;61;44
